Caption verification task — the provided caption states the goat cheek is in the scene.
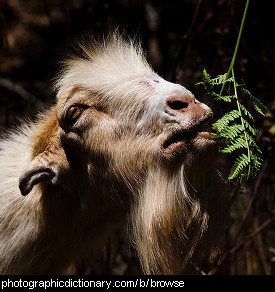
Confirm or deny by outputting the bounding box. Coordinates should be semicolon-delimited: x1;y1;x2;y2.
59;131;85;152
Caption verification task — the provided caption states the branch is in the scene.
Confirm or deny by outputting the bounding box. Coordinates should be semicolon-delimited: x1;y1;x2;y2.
229;218;274;256
211;217;274;274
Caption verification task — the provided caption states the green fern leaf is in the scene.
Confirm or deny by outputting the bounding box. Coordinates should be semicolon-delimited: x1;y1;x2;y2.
218;95;235;102
212;110;241;132
238;84;269;116
211;73;233;86
251;154;263;173
228;153;250;180
212;94;235;102
218;124;244;139
196;69;213;92
239;104;254;121
196;1;269;184
243;119;258;137
220;136;247;153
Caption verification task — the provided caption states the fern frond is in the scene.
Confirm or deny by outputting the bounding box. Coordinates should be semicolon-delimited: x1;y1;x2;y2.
210;92;224;100
218;124;244;139
228;153;250;180
220;136;247;153
196;69;213;92
197;70;235;102
250;154;263;175
239;103;254;121
211;73;233;86
196;0;268;184
238;84;269;116
213;94;235;102
245;132;262;153
243;119;258;137
212;110;241;132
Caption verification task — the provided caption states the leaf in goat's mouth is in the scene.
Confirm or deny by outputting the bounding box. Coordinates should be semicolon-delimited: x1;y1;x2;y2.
162;125;213;153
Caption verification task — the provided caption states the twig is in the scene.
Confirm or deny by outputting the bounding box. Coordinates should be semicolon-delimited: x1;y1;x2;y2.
211;217;274;274
228;179;240;204
229;218;273;256
191;0;227;38
254;216;271;274
183;0;202;40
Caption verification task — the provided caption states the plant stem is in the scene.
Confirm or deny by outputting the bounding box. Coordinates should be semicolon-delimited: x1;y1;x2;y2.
220;0;250;96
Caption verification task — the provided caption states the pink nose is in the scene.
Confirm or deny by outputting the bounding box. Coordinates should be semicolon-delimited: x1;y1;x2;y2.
166;94;196;113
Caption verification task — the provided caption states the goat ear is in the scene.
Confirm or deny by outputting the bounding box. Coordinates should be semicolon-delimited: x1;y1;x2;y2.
19;155;60;196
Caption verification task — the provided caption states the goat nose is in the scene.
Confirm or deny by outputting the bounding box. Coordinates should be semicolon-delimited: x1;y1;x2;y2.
166;94;196;113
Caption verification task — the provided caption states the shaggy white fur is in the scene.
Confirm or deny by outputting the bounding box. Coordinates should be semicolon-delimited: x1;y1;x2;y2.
0;33;225;274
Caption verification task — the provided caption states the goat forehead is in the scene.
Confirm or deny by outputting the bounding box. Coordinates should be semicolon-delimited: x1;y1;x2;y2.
136;75;188;92
102;76;189;120
151;76;193;98
116;75;193;104
95;75;195;124
133;75;194;111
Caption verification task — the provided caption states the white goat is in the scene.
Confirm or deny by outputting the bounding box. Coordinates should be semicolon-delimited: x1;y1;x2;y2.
0;34;225;275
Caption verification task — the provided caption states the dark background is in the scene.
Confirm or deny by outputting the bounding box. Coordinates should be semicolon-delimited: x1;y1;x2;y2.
0;0;274;274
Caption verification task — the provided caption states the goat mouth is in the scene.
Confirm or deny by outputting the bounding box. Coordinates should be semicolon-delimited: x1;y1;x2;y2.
161;122;213;154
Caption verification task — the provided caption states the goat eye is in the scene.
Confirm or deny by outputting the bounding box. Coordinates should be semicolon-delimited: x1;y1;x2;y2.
66;106;84;121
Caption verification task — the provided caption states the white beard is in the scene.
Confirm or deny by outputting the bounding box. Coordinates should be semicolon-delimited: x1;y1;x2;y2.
131;150;226;274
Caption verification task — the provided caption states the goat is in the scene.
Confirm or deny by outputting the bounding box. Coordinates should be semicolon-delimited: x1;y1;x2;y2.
0;34;225;275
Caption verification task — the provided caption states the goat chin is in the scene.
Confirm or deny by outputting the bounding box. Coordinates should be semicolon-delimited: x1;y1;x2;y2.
131;149;225;275
0;33;226;275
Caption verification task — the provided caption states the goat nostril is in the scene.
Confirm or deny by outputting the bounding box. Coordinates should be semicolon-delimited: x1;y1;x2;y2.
167;100;189;111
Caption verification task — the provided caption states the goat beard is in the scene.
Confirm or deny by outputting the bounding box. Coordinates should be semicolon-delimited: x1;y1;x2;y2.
131;151;224;275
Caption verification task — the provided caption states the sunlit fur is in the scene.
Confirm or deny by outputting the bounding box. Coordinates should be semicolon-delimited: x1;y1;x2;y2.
0;33;225;275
